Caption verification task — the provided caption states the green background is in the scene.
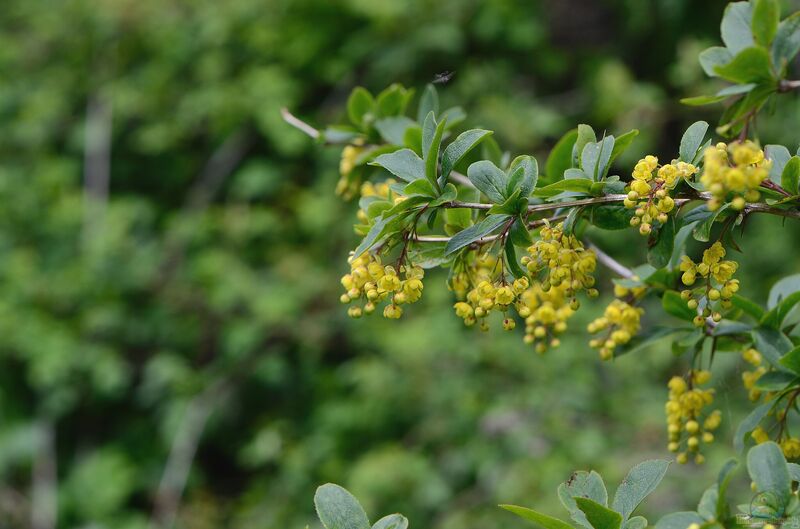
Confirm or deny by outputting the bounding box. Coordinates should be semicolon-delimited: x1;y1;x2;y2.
1;0;800;527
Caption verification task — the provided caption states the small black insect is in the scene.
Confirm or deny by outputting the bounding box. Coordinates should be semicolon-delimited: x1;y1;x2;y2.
566;472;578;486
433;71;455;84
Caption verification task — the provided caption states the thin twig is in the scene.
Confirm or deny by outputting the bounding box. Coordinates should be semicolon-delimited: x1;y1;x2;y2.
779;79;800;92
82;93;112;247
280;108;319;139
31;420;56;529
412;215;566;243
149;379;230;529
585;242;634;278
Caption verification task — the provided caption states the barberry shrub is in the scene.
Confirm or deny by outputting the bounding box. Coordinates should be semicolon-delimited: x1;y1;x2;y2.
286;0;800;526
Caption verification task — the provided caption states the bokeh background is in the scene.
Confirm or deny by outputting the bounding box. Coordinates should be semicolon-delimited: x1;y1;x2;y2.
2;0;800;528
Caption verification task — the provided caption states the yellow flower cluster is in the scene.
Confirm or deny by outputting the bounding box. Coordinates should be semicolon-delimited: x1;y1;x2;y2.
742;348;767;402
519;281;575;354
587;299;644;360
665;370;720;464
624;155;697;236
679;242;739;327
701;141;771;211
782;438;800;459
450;226;596;354
340;253;424;319
752;426;770;444
336;141;367;199
521;222;598;299
453;275;530;332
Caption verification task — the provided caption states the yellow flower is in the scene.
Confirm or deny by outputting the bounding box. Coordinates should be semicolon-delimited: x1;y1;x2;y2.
700;141;770;209
665;370;719;463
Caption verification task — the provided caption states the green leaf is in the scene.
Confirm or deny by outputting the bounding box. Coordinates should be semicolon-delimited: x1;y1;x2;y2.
679;121;710;163
505;237;526;279
372;514;408;529
575;498;622;529
417;84;438;123
747;441;791;502
489;188;525;216
699;47;733;77
441;129;493;182
697;485;718;521
468;160;508;203
781;156;800;195
371;149;425;182
609;129;639;166
500;505;575;529
423;113;447;191
353;215;398;258
612;460;670;521
788;463;800;482
761;290;800;329
622;517;647;529
546;129;578;182
721;1;755;54
429;183;458;207
375;117;416;145
403;179;437;198
735;401;773;453
732;294;766;320
589;205;634;230
558;471;609;529
647;217;675;268
680;95;727;106
692;203;730;242
772;12;800;74
445;214;509;255
752;0;780;47
573;124;597;166
751;326;794;369
714;47;774;84
768;274;800;309
440;106;466;129
507;155;539;198
315;484;371;529
766;145;791;185
654;512;704;529
779;346;800;374
717;83;757;96
754;370;797;391
716;458;739;519
376;84;412;117
662;291;696;322
669;223;697;269
347;88;376;130
534;178;594;198
581;136;615;181
510;216;533;246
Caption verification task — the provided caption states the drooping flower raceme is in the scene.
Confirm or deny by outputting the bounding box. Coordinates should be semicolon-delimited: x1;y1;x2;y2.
340;252;424;319
679;242;739;327
665;370;720;465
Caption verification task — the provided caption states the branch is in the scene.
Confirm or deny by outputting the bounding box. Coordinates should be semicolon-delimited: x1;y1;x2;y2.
412;215;566;243
779;79;800;92
149;379;230;529
82;93;112;245
281;108;320;139
31;420;56;529
585;242;634;279
185;130;253;211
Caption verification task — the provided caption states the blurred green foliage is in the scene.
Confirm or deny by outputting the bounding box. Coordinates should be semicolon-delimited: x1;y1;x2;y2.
0;0;799;528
